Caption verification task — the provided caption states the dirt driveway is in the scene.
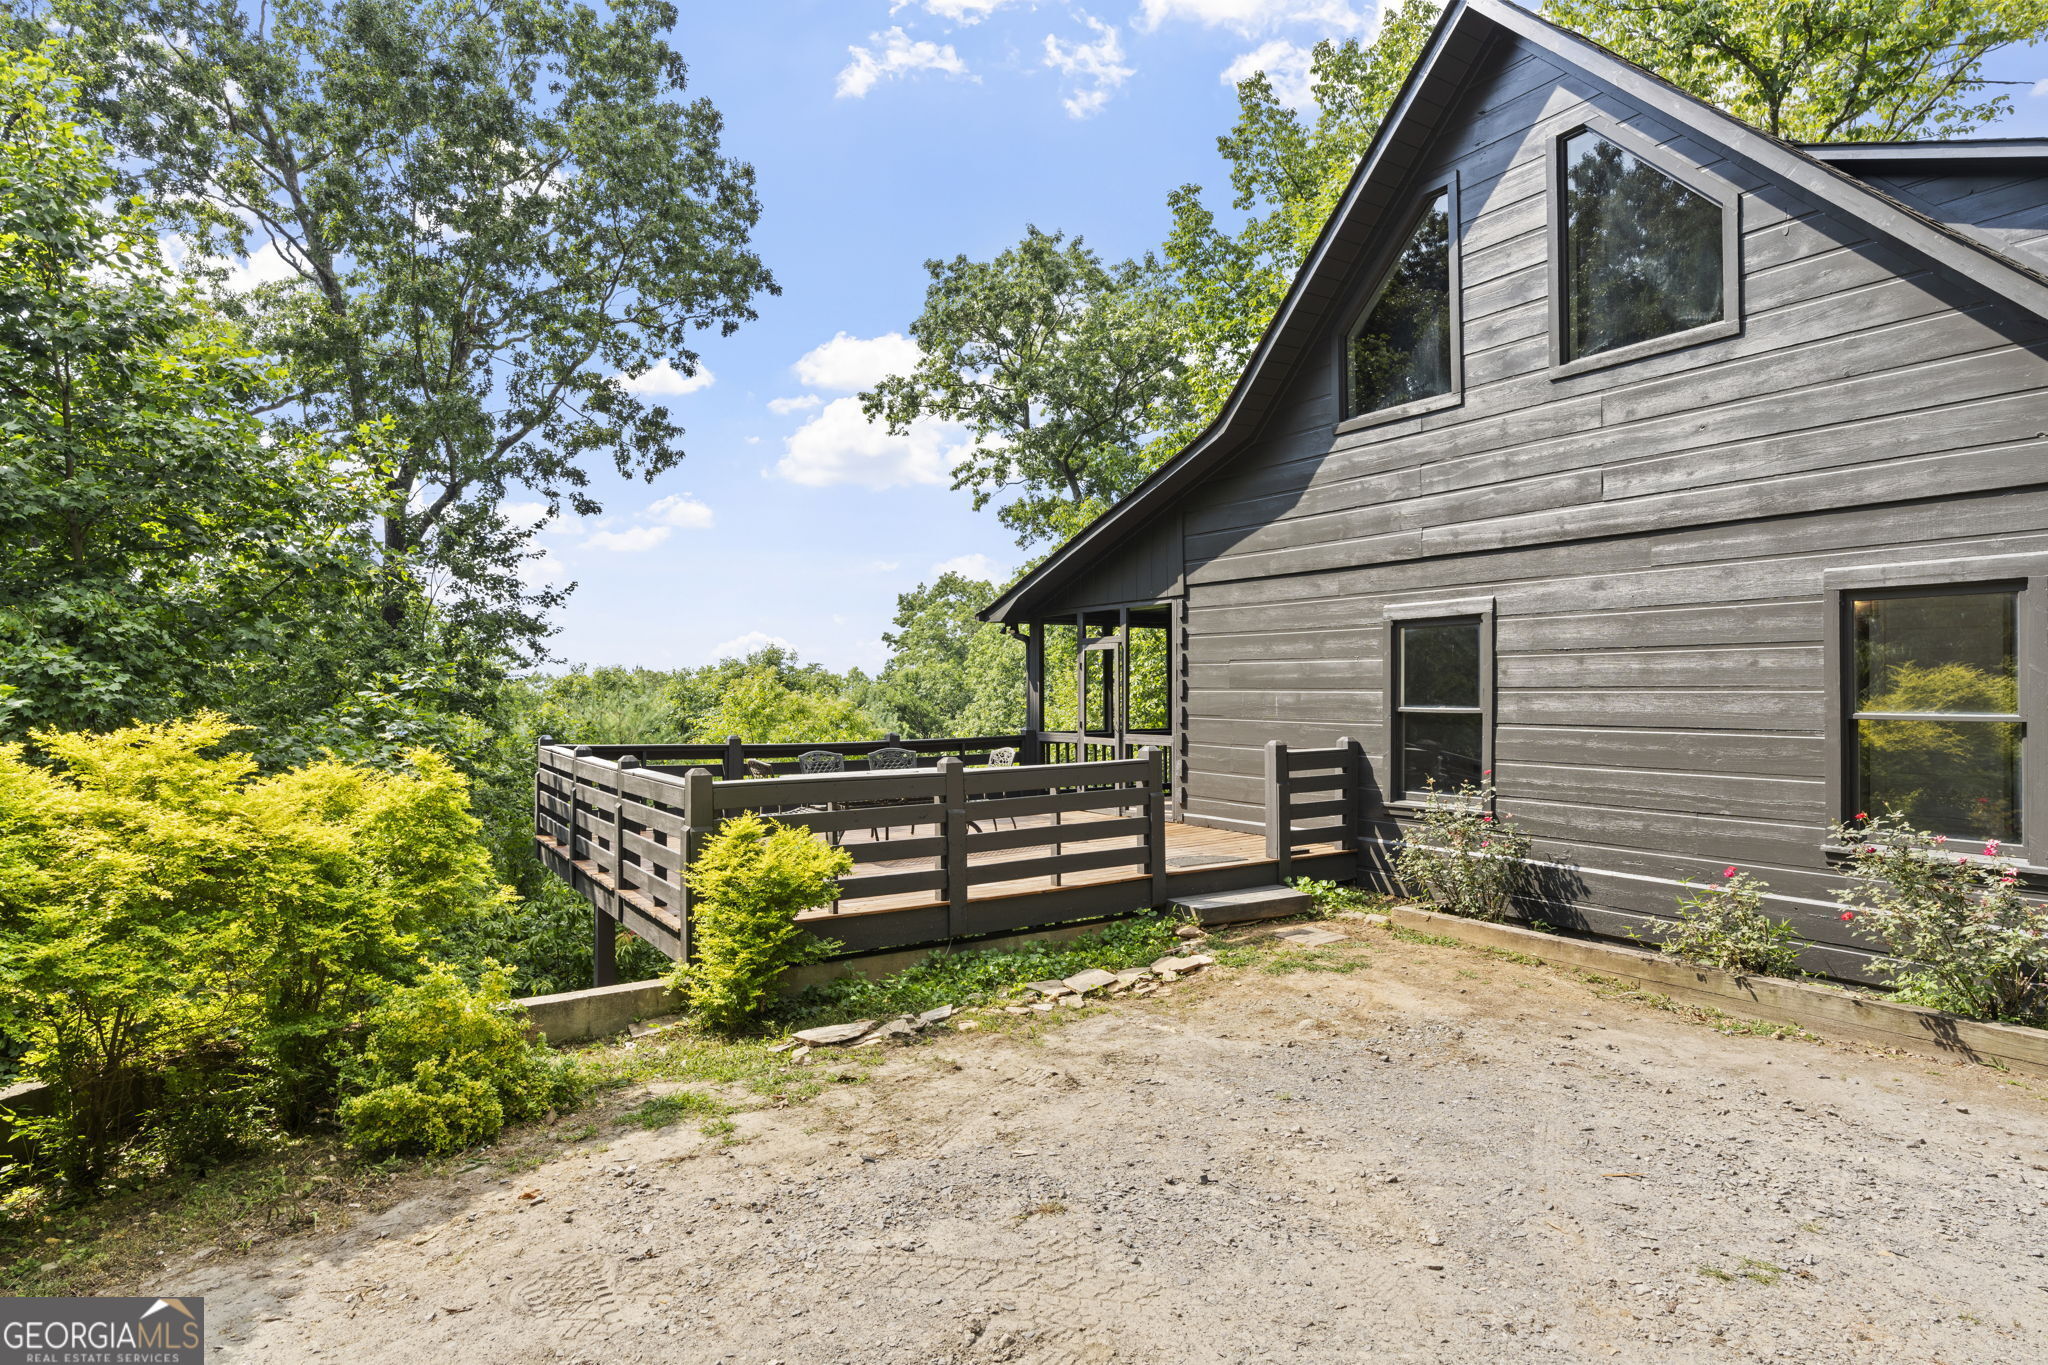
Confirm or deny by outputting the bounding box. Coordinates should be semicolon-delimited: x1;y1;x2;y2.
174;919;2048;1364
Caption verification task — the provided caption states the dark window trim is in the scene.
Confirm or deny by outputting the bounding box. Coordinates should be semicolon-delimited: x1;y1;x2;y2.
1335;173;1463;433
1547;115;1743;380
1821;562;2043;868
1383;596;1495;811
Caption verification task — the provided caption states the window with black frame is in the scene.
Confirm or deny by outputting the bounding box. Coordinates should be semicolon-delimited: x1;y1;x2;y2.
1345;190;1453;417
1851;589;2021;843
1561;128;1724;361
1396;617;1486;797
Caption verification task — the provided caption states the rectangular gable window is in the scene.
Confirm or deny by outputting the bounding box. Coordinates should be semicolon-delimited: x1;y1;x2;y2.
1562;128;1726;362
1852;589;2021;842
1396;617;1486;797
1345;190;1454;419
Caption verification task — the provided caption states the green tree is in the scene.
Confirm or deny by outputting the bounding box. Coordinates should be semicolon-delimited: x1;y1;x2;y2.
1544;0;2048;141
17;0;776;657
695;666;884;746
1161;0;1440;441
0;45;387;739
863;227;1192;548
870;572;1025;737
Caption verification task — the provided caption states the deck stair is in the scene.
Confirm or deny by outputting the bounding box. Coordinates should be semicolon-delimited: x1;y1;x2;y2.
1171;884;1312;926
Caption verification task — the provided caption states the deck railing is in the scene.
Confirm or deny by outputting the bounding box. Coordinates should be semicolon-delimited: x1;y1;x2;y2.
1262;738;1364;881
535;742;1169;968
552;732;1031;777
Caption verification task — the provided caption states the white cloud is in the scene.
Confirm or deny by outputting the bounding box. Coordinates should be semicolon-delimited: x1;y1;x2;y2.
519;549;566;587
931;553;1004;581
647;493;715;529
584;524;672;553
837;27;971;99
792;331;923;390
768;393;823;415
1137;0;1372;35
1043;15;1133;119
1222;39;1316;109
892;0;1022;22
867;559;903;572
709;630;795;661
2033;78;2048;97
220;237;301;292
775;397;967;490
619;359;714;396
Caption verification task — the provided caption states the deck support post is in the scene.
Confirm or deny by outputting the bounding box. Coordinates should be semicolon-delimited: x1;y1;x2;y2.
939;757;968;939
592;902;617;987
1264;740;1291;883
1142;746;1166;907
722;735;744;780
680;766;717;962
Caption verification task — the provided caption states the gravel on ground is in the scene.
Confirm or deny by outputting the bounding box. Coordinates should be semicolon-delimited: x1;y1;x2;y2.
170;918;2048;1364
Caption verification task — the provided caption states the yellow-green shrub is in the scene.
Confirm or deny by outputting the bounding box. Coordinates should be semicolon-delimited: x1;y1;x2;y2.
668;814;848;1033
337;963;575;1156
0;715;505;1185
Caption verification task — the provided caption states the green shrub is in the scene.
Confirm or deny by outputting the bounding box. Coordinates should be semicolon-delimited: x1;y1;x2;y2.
337;963;576;1157
0;715;505;1186
1393;783;1533;922
1289;877;1381;917
1660;869;1801;976
668;814;849;1034
1831;812;2048;1024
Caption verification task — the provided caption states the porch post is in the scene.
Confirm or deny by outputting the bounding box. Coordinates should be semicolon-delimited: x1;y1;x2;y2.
1024;623;1044;763
1115;606;1130;759
723;734;744;779
592;903;617;987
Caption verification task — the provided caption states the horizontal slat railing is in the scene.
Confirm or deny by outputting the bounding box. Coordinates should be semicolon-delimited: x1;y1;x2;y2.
1263;738;1364;882
535;739;1169;961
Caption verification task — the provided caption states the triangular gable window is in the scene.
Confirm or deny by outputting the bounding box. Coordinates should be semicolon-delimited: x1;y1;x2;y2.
1344;190;1453;419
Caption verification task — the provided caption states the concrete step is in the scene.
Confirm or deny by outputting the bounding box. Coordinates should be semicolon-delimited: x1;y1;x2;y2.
1170;884;1312;926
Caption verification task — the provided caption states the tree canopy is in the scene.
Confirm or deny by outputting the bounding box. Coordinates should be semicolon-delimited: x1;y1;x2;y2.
862;227;1192;549
12;0;776;661
1547;0;2048;141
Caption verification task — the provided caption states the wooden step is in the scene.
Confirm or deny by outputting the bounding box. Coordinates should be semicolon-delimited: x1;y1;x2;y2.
1170;884;1312;926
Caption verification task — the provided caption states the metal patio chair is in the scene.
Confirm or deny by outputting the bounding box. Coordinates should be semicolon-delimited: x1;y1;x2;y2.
861;745;926;839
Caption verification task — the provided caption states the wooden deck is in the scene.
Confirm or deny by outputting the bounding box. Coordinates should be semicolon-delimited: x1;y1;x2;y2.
802;811;1345;921
536;741;1362;961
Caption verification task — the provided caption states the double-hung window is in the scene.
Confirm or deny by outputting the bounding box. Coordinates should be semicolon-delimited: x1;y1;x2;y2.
1387;602;1493;801
1849;587;2022;844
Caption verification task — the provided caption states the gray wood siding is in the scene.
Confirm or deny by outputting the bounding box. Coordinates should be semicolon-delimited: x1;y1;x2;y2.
1031;511;1184;614
1155;35;2048;976
1860;169;2048;275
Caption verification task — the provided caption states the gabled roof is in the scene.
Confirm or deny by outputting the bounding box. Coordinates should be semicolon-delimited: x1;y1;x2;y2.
982;0;2048;625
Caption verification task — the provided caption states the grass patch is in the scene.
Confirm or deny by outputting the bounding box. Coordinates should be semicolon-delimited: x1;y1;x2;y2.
771;914;1183;1030
1581;977;1819;1042
619;1090;734;1131
1014;1200;1067;1222
1696;1264;1735;1282
1259;946;1366;975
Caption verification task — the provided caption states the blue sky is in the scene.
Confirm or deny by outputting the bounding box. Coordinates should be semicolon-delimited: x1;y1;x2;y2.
502;1;2048;676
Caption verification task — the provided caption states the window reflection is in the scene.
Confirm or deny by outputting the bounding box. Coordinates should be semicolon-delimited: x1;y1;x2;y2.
1563;130;1723;360
1348;192;1452;415
1852;591;2020;842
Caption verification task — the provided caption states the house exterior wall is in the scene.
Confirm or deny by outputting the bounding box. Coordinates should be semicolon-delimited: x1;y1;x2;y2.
1150;36;2048;977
